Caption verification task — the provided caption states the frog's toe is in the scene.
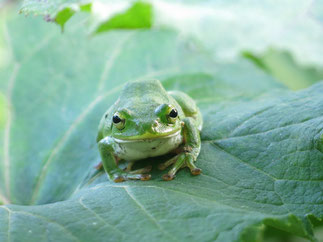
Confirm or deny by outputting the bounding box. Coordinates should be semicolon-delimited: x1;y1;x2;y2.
191;168;202;175
158;154;179;170
113;173;151;182
140;174;151;181
95;162;103;170
129;165;152;174
113;175;126;183
158;163;167;171
127;173;151;181
185;158;202;176
162;174;175;181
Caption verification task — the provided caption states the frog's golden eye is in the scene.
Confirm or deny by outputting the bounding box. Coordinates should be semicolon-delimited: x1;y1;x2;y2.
167;108;178;123
112;113;125;130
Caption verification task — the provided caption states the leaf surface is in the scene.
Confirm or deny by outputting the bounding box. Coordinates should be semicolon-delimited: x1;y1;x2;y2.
0;8;322;242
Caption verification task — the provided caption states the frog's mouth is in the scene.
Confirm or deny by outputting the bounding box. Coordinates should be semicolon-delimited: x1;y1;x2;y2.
113;130;181;143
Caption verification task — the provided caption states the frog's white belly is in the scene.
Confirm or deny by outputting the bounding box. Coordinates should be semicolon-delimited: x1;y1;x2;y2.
113;131;183;161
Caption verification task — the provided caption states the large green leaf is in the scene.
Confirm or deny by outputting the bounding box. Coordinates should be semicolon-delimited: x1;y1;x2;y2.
0;10;284;205
1;7;323;242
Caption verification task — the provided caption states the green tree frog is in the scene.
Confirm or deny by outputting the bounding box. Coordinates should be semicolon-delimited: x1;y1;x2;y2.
97;80;202;182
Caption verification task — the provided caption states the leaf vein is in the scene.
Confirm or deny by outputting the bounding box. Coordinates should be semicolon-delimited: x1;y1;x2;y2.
123;187;179;242
0;206;11;242
30;85;122;204
2;20;21;204
210;142;277;181
134;185;287;215
3;63;20;203
13;210;79;241
78;197;124;237
228;105;274;137
97;32;135;92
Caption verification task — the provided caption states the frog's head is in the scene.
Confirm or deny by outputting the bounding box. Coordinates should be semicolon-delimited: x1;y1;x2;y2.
106;80;183;140
109;102;183;140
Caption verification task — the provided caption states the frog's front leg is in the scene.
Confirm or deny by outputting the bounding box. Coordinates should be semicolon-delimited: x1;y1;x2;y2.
98;137;151;182
160;117;202;181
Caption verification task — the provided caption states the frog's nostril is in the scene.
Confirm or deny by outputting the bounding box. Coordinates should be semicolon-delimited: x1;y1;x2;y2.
150;118;162;133
151;120;160;133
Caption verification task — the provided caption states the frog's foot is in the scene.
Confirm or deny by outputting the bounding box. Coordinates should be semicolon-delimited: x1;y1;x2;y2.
115;162;151;182
129;165;152;174
158;154;179;170
162;153;201;181
113;172;151;183
124;160;136;172
123;160;152;174
95;162;103;170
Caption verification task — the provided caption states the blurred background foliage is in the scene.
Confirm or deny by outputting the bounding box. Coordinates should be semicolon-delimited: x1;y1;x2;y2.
19;0;323;90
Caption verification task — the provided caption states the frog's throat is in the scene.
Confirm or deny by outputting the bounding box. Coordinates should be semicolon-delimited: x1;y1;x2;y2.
113;130;181;143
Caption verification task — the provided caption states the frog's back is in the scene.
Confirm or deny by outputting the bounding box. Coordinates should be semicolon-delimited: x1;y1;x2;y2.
118;79;170;108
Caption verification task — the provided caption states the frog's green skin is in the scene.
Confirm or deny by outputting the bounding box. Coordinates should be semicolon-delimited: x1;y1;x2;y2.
97;80;202;182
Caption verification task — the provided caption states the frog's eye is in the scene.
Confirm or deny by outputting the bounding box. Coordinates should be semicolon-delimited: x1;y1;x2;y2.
169;109;178;118
113;115;121;123
112;113;125;130
167;108;178;123
155;104;178;124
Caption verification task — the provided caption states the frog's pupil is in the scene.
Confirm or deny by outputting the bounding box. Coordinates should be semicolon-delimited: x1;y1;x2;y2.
113;115;121;123
169;109;178;118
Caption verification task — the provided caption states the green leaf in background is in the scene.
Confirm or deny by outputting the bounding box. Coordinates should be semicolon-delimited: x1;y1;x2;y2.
95;1;152;33
54;3;91;30
1;5;323;242
243;49;323;90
